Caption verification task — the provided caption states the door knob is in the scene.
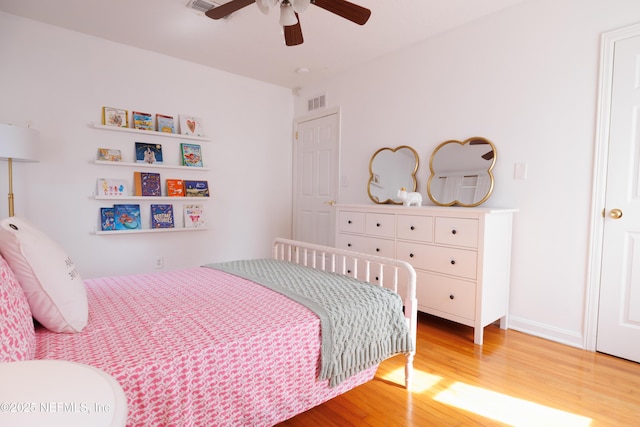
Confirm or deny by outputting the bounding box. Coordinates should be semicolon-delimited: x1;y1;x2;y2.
609;208;623;219
324;200;336;206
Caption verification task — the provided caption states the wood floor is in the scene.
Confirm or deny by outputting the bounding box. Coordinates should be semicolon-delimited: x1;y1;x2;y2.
278;312;640;427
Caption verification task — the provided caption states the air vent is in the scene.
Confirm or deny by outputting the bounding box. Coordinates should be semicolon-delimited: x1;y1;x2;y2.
307;94;327;112
187;0;219;13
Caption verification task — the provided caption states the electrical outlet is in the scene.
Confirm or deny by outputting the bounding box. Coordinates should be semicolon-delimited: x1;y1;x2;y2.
154;256;163;269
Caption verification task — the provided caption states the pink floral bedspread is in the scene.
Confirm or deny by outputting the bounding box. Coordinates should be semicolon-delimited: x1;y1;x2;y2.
35;267;377;426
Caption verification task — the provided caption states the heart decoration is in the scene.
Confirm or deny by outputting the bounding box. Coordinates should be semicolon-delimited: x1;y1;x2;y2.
187;119;196;134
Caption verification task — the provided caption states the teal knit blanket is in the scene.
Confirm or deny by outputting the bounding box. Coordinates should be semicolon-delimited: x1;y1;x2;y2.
205;258;414;387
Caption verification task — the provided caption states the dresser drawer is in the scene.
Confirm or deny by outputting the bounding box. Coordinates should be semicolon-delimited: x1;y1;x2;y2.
397;214;433;243
397;241;477;279
365;213;395;238
434;217;479;248
336;234;395;258
338;211;366;234
416;271;476;321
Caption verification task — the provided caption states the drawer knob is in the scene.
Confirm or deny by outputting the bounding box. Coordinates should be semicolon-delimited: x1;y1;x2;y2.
451;229;457;235
450;259;456;265
449;294;455;300
347;243;352;247
410;225;415;230
376;248;380;252
376;223;381;227
348;220;352;224
409;253;414;258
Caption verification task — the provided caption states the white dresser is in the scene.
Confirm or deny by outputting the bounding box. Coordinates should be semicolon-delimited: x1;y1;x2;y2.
334;204;516;345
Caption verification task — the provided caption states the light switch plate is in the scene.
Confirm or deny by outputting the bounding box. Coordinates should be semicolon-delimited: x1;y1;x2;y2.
514;163;528;180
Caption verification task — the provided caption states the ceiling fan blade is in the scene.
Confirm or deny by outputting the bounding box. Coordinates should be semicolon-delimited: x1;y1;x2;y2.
284;15;304;46
312;0;371;25
481;150;494;160
205;0;255;20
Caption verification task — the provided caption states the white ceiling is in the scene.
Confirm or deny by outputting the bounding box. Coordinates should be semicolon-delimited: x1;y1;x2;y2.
0;0;525;89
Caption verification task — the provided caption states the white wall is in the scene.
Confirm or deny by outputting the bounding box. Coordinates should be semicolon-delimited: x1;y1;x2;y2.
293;0;640;347
0;12;294;278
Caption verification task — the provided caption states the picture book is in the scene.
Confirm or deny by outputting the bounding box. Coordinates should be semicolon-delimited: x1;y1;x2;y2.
135;142;163;164
180;143;203;167
97;178;129;197
132;111;153;130
179;114;204;136
134;172;162;196
156;114;175;133
166;179;184;197
102;107;128;128
184;204;206;228
184;180;209;197
150;204;175;229
113;204;141;230
97;148;122;162
100;207;116;231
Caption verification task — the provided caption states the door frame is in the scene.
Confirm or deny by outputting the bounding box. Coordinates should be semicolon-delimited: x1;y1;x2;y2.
291;106;341;241
585;22;640;351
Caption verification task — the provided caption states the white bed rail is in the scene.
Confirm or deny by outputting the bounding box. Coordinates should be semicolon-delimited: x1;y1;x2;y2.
272;238;417;390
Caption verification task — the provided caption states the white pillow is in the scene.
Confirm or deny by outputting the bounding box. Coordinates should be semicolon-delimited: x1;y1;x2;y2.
0;216;87;333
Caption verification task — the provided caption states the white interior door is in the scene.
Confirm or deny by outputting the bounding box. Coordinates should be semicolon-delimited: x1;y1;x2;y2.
292;110;340;246
596;32;640;363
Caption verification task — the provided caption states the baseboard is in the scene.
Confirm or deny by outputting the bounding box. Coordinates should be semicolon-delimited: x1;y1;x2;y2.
507;315;585;349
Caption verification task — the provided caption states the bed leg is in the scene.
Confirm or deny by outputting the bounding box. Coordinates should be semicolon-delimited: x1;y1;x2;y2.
405;351;414;390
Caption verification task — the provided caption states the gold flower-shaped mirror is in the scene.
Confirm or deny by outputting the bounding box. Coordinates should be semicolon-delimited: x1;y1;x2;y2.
427;137;496;207
368;145;419;204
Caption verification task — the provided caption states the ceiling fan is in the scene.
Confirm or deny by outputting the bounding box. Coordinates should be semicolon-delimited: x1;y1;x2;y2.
205;0;371;46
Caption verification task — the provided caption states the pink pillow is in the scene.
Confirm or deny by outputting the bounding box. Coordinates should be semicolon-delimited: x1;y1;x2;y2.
0;216;87;333
0;254;36;361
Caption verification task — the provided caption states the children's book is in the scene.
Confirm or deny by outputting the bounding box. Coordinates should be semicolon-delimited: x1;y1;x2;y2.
97;148;122;162
184;204;206;228
102;107;128;128
166;179;184;197
135;142;163;164
156;114;175;133
134;172;162;196
132;111;153;130
180;143;203;167
113;204;141;230
150;204;174;228
100;207;116;231
178;115;204;136
97;178;129;197
184;180;209;197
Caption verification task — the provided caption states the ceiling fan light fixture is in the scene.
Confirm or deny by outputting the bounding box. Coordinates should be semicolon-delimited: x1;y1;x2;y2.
256;0;271;14
292;0;311;13
279;1;298;26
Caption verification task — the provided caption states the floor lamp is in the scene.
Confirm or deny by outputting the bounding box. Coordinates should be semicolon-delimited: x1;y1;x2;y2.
0;124;40;217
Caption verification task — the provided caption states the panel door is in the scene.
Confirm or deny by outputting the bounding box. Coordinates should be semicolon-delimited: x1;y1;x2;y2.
292;112;339;246
597;34;640;363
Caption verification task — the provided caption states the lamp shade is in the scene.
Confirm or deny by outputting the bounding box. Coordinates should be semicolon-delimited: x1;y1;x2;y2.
0;124;40;163
279;2;298;26
293;0;310;13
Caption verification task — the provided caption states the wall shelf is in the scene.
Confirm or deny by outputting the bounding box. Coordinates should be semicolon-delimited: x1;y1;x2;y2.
94;227;208;235
92;117;210;234
93;160;210;171
93;195;210;202
92;123;210;142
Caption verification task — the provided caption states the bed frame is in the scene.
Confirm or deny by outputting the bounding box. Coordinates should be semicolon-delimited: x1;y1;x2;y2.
272;238;417;389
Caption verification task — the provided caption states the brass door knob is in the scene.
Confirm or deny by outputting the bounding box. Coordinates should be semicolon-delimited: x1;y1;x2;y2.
324;200;336;206
609;208;623;219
